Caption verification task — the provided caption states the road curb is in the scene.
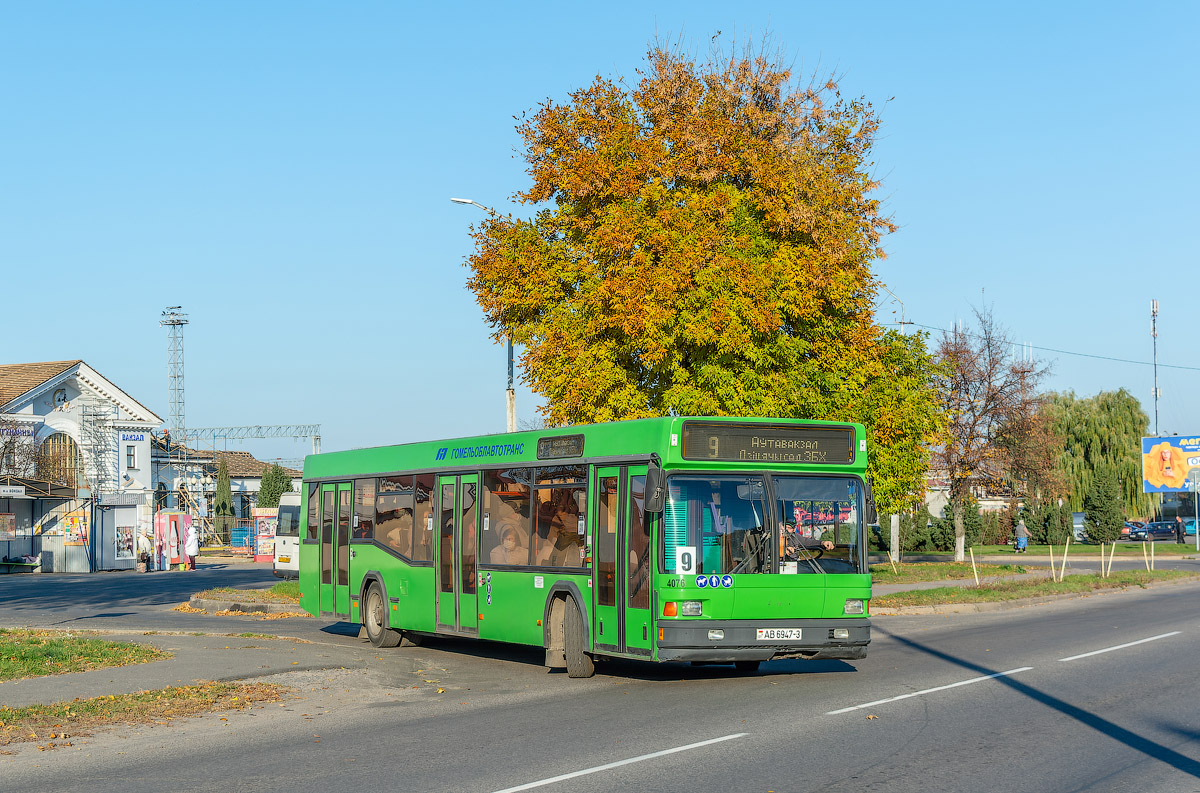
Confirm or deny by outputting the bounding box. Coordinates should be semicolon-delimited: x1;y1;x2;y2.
187;597;305;613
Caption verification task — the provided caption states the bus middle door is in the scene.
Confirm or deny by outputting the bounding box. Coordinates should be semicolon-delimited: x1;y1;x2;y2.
435;474;479;634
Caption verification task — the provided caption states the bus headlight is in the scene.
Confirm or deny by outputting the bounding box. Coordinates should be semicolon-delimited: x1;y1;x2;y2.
680;601;702;616
844;599;864;615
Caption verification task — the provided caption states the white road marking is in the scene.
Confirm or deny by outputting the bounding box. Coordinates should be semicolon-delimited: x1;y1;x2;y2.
489;733;749;793
825;667;1033;715
1058;631;1181;662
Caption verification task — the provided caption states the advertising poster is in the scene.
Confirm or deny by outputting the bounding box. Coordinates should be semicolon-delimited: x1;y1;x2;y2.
64;513;89;544
252;507;277;561
0;514;14;540
1141;436;1200;493
115;526;135;560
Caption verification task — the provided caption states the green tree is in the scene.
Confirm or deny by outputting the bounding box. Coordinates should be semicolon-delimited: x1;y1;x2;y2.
1045;389;1150;517
1083;466;1124;544
257;464;292;509
213;456;234;537
466;42;943;513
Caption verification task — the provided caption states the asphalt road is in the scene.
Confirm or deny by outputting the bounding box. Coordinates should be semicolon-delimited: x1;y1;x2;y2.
1;562;1198;793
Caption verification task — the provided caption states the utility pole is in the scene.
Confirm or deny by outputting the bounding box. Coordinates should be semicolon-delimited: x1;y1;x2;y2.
1150;299;1159;436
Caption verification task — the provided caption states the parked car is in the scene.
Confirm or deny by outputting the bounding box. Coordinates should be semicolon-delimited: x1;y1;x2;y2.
1185;519;1197;537
1128;521;1178;542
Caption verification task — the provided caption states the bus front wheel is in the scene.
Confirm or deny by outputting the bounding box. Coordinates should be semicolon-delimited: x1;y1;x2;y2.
563;598;595;678
363;582;402;649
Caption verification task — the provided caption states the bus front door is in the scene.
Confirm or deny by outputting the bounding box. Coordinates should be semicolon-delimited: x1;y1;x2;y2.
318;482;352;618
593;467;623;652
623;467;652;654
435;474;479;634
593;466;651;655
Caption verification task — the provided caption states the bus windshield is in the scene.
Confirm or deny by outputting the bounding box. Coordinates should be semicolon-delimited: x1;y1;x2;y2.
663;474;864;575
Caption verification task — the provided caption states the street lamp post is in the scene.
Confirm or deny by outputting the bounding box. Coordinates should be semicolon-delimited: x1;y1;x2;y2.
451;197;517;433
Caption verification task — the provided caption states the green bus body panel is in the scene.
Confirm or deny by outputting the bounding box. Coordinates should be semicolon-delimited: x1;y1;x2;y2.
301;417;865;481
298;416;871;660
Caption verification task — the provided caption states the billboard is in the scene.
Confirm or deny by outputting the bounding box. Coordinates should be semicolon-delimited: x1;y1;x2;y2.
1142;436;1200;493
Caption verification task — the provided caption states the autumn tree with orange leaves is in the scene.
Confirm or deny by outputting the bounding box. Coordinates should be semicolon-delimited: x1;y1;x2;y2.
466;43;943;512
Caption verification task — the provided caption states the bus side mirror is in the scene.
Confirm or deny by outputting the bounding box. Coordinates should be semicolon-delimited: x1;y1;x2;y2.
863;477;878;525
645;464;666;513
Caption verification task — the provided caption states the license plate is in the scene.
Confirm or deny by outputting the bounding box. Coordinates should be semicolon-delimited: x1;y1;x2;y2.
278;556;290;563
756;628;802;641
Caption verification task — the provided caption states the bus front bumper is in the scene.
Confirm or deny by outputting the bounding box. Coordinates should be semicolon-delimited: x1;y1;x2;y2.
656;618;870;663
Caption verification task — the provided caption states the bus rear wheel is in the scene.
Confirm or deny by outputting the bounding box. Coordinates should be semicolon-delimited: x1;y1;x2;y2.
563;597;595;678
363;582;402;648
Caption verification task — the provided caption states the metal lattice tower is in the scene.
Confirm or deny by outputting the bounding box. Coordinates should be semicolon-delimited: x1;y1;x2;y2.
161;307;189;503
161;307;189;441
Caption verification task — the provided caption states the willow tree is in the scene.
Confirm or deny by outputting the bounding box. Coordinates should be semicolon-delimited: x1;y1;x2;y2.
1045;389;1150;516
466;43;943;512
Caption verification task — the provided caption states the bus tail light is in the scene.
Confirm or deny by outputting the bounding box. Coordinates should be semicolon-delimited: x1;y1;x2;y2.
663;602;678;617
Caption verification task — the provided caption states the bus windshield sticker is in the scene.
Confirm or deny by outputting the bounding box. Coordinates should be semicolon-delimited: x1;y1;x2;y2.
675;546;697;574
681;422;853;464
534;575;544;589
536;434;585;460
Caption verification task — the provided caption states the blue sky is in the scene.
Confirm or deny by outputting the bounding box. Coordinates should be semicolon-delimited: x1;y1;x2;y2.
3;1;1196;463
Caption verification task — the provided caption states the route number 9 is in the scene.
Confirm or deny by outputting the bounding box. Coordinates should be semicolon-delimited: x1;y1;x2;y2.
676;546;697;574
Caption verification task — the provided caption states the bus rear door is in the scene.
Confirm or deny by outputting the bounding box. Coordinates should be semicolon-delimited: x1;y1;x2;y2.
318;482;352;617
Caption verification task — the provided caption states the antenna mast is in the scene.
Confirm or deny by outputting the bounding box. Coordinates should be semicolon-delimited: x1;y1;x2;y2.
161;307;189;506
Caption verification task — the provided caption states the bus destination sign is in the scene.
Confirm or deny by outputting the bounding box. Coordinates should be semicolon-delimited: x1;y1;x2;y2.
680;422;853;465
537;434;585;460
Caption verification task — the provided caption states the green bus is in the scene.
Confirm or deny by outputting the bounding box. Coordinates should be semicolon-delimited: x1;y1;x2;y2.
298;416;875;677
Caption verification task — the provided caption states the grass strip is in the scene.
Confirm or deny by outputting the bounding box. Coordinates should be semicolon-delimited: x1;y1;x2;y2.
192;580;299;604
0;630;170;683
902;543;1198;557
873;569;1199;608
0;681;287;747
870;562;1027;584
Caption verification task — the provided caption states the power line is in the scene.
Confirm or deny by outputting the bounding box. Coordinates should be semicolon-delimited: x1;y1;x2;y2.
904;322;1200;373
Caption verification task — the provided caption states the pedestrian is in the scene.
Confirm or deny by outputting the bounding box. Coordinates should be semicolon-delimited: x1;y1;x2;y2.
1014;519;1031;554
1175;515;1185;544
184;527;198;571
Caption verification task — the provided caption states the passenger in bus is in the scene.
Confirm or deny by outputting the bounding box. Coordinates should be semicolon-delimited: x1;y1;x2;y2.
536;502;582;567
489;524;527;565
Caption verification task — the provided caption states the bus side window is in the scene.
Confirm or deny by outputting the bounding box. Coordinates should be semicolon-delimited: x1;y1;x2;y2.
483;469;531;566
306;482;319;541
411;474;436;562
354;478;375;540
377;475;414;557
